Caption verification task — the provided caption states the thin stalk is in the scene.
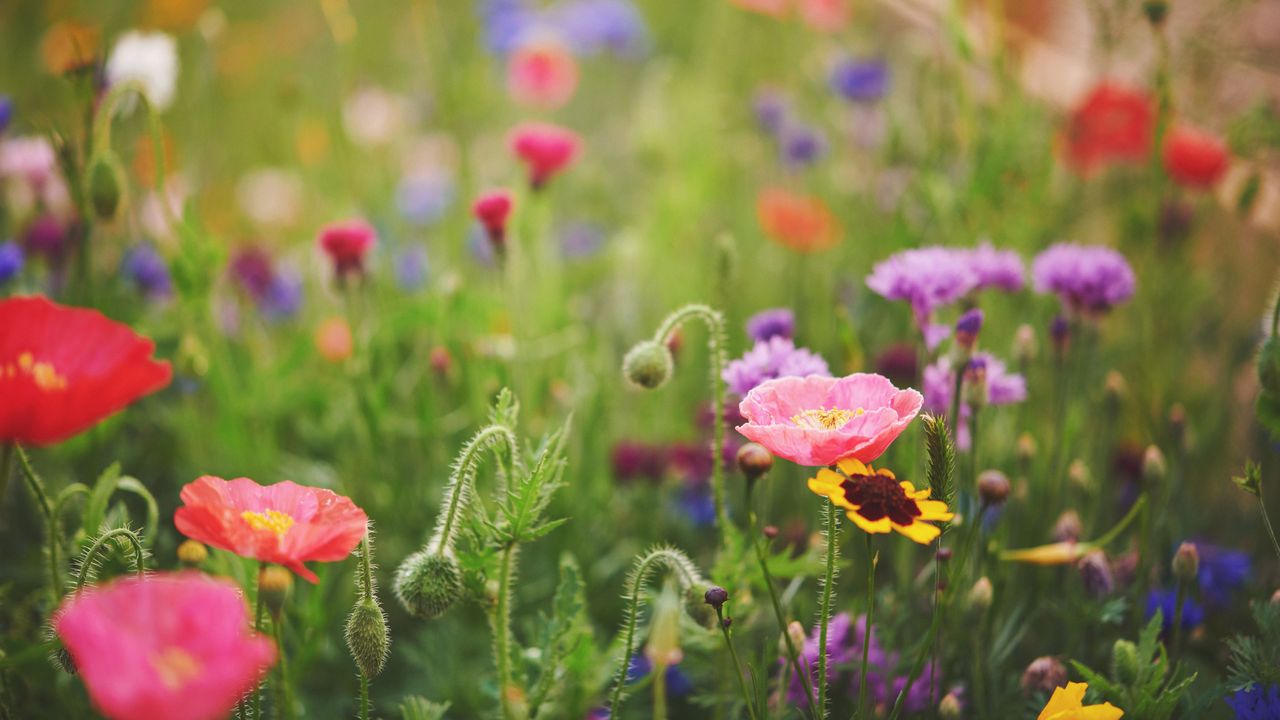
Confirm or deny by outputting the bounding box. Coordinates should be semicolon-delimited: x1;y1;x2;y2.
1171;583;1187;657
253;562;266;720
16;447;59;597
274;619;293;720
73;527;146;590
0;444;12;505
817;499;840;717
855;537;877;718
1256;495;1280;565
493;542;519;720
359;673;370;720
746;479;819;718
653;663;668;720
714;606;759;720
432;424;520;556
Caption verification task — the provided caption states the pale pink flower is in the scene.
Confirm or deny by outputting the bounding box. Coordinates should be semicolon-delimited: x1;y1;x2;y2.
737;373;923;467
507;36;580;109
54;572;276;720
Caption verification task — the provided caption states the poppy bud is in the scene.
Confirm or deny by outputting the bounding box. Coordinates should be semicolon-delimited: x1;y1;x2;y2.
1172;542;1200;584
1142;0;1168;26
258;565;293;618
703;586;729;611
176;539;207;568
1112;639;1141;685
88;153;125;221
937;547;953;562
394;549;463;620
1142;446;1167;485
1014;324;1037;365
968;577;993;611
645;582;684;668
977;470;1010;506
938;691;963;719
762;525;779;539
1020;656;1067;695
736;442;773;480
622;340;673;389
429;346;452;377
1077;550;1115;598
1017;433;1037;465
345;597;389;678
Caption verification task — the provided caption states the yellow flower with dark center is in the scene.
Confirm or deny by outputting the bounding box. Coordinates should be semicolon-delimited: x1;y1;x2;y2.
807;458;953;544
1037;682;1123;720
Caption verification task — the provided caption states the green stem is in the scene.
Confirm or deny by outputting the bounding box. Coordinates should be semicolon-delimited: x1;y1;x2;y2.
493;542;519;720
359;672;370;720
358;533;375;598
817;499;840;718
1171;583;1187;657
431;424;521;557
274;619;293;720
715;606;759;720
746;480;819;719
0;444;12;506
253;562;266;720
653;662;668;720
73;527;147;591
16;447;60;597
1257;495;1280;565
855;536;877;718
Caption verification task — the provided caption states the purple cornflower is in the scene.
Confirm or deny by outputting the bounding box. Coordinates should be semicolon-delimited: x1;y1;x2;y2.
1226;684;1280;720
548;0;649;56
228;247;276;302
866;247;978;349
723;337;830;396
830;59;889;103
610;441;668;483
784;612;860;706
561;221;605;258
1032;243;1136;315
395;245;429;291
122;244;173;299
923;352;1025;449
965;241;1025;292
753;88;790;135
746;307;794;342
22;214;72;266
260;269;303;321
1145;589;1203;634
0;95;12;133
626;654;692;696
780;121;827;169
0;241;23;283
955;308;983;349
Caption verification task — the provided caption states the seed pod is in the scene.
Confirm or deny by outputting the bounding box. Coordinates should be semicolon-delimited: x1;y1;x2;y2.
394;549;462;620
345;597;389;678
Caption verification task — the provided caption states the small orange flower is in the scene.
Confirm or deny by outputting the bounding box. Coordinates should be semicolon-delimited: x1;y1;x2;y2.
807;458;952;544
315;317;353;363
757;188;840;253
41;21;100;75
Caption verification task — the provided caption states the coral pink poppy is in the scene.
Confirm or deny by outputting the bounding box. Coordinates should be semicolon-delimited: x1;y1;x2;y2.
174;476;368;583
314;316;353;363
508;122;581;190
1163;125;1229;190
318;219;376;279
737;373;923;467
797;0;851;32
1062;83;1153;175
757;187;840;252
53;572;276;720
0;296;171;446
472;189;515;248
507;37;579;109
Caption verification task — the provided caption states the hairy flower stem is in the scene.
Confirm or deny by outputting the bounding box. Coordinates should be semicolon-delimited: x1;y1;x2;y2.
356;533;376;720
432;424;521;557
253;562;267;720
817;499;841;718
73;527;147;591
16;446;60;598
746;480;819;719
492;542;521;720
714;605;759;720
653;304;730;543
855;537;877;719
358;673;370;720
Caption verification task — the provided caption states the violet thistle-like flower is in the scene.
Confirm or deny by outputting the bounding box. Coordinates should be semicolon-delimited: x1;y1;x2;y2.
723;336;830;396
1032;243;1136;317
866;247;977;349
745;307;794;341
830;58;889;103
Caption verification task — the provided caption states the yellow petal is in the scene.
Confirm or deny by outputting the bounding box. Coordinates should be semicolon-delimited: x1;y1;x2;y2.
894;520;940;544
837;458;868;476
916;500;954;521
807;477;840;499
849;512;892;534
1075;704;1124;720
1003;542;1086;566
880;468;897;480
899;481;930;499
1038;682;1090;720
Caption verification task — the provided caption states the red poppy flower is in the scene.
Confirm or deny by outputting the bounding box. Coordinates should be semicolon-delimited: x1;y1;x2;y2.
0;296;171;446
174;476;368;583
1163;125;1229;190
1062;83;1153;175
472;189;515;247
318;219;376;279
508;122;581;189
756;187;840;252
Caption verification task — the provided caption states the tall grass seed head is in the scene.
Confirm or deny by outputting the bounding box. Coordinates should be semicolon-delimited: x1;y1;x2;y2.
622;340;673;389
1112;639;1141;684
393;548;462;620
345;596;389;678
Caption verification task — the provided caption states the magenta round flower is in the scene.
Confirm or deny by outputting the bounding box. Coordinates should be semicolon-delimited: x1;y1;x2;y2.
737;373;923;467
1032;243;1135;315
54;572;276;720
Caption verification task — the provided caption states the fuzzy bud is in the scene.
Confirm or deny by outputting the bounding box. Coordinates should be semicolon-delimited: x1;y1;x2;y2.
258;566;293;618
622;340;674;389
703;586;729;611
968;577;993;611
1077;550;1115;598
176;539;208;568
763;525;779;540
1172;542;1200;584
345;597;390;678
1112;639;1141;685
977;470;1010;506
1142;445;1167;485
1021;656;1067;695
736;443;773;480
394;549;463;620
88;153;125;221
1053;510;1083;543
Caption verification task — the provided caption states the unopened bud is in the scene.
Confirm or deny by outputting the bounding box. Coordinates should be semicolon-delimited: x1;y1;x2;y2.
968;577;993;610
258;565;293;618
1142;446;1167;485
1068;460;1091;491
622;340;674;390
1021;656;1067;694
954;309;983;353
394;548;463;620
176;540;207;568
88;153;125;221
977;470;1010;506
1270;588;1280;604
345;597;389;678
763;525;779;540
1112;639;1141;684
1104;371;1126;404
939;691;964;719
1077;550;1115;598
736;442;773;480
645;582;684;668
703;586;729;611
786;621;807;652
962;358;988;408
429;346;452;377
1014;324;1037;365
1053;510;1083;543
937;547;954;562
1017;433;1037;465
1050;315;1070;356
721;616;733;629
1172;542;1200;584
1143;0;1169;26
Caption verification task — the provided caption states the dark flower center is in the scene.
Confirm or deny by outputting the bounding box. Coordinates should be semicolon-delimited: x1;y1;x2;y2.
841;472;921;526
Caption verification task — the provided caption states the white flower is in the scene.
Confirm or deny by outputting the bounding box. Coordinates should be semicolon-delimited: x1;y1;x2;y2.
237;168;303;228
342;87;408;148
106;31;179;111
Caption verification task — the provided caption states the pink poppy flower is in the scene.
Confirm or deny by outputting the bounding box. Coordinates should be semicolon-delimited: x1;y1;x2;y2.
508;122;581;190
507;37;579;109
736;373;923;467
318;218;376;279
472;189;514;248
53;572;276;720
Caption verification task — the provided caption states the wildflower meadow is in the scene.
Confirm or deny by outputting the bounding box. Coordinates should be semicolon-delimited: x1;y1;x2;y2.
4;1;1280;718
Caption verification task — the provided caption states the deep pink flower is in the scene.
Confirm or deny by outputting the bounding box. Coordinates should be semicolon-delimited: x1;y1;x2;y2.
737;373;923;467
53;572;276;720
317;219;376;279
472;189;515;248
508;122;581;189
507;37;579;109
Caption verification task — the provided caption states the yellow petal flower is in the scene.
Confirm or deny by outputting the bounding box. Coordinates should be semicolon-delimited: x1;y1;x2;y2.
1001;542;1088;566
1038;682;1123;720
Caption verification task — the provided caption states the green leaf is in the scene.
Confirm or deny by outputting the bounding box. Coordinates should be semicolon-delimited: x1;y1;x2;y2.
400;696;451;720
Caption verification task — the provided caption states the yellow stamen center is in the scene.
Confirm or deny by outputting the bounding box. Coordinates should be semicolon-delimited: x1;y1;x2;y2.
3;351;68;391
791;407;863;430
241;509;295;536
151;647;202;690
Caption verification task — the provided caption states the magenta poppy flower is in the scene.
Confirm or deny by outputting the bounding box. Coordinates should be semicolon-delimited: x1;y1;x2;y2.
54;572;276;720
736;373;923;467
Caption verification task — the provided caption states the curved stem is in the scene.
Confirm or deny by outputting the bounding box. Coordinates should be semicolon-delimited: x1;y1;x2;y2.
493;542;519;720
253;562;266;720
817;499;840;718
73;527;147;591
431;424;521;556
608;547;706;715
855;536;876;718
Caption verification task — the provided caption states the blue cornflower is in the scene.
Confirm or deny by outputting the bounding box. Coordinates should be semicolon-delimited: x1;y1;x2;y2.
626;655;692;696
122;244;173;299
752;88;789;135
0;94;13;133
830;59;889;103
395;245;429;291
1226;684;1280;720
1193;542;1251;607
779;122;827;169
0;241;23;283
1145;589;1203;634
745;308;794;342
560;222;604;259
260;270;303;321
